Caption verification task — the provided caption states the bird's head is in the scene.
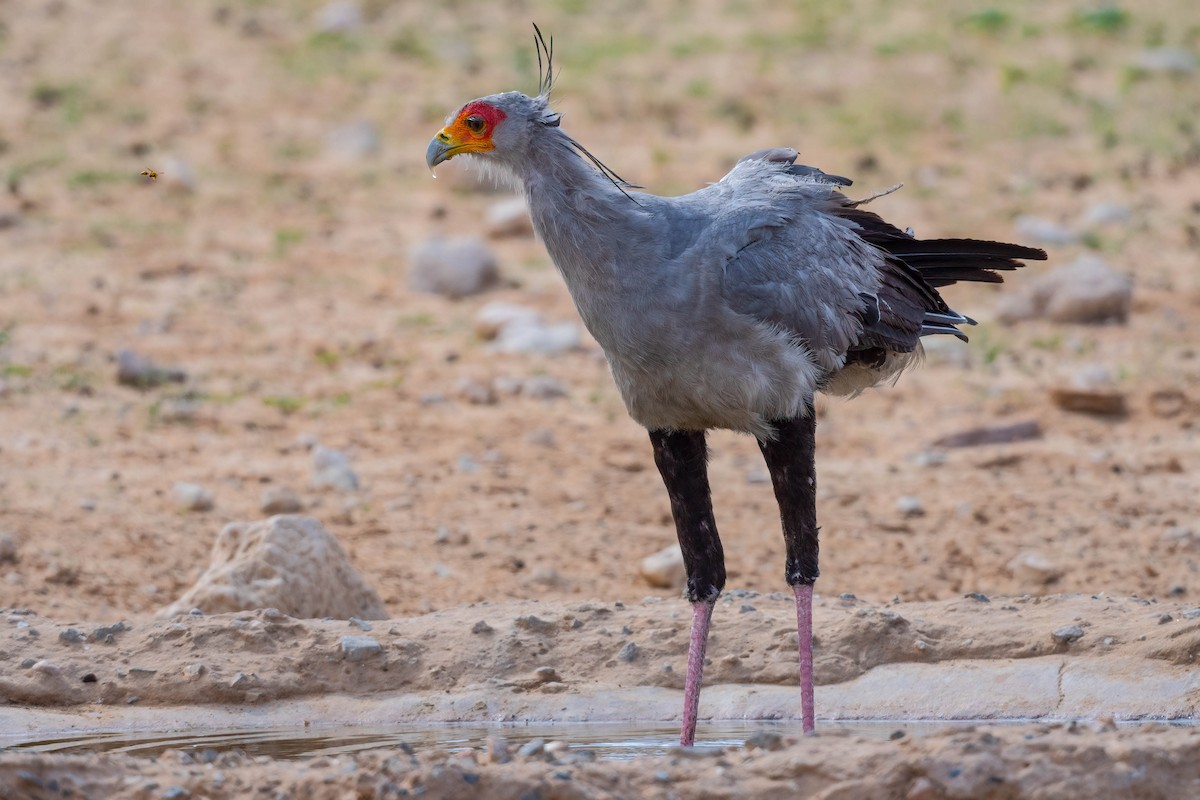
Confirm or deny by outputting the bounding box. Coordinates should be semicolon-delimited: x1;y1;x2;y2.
425;91;557;174
425;25;639;197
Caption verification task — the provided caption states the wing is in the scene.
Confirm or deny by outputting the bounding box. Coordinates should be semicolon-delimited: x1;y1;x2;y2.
713;154;1046;370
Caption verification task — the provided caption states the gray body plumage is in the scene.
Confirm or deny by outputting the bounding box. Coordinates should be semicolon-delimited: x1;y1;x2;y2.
435;91;1038;440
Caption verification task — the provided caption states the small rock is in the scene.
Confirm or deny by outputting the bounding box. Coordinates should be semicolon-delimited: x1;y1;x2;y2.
315;0;362;33
474;302;581;355
617;642;639;662
472;620;494;634
456;378;497;406
58;627;86;644
1078;202;1131;229
896;496;925;517
341;635;383;661
997;255;1132;325
1051;625;1085;645
640;544;685;590
260;486;303;515
312;446;359;492
486;736;512;764
117;349;187;389
155;516;387;620
526;428;557;448
964;592;990;603
326;120;379;160
0;532;18;563
517;738;546;758
1015;215;1077;246
183;663;206;680
521;375;569;400
1135;47;1197;74
172;482;215;512
409;236;500;299
348;617;372;631
1008;552;1063;586
744;730;785;751
1050;387;1127;416
534;666;560;683
31;660;62;678
1158;613;1173;625
161;786;191;800
931;420;1041;448
485;196;534;238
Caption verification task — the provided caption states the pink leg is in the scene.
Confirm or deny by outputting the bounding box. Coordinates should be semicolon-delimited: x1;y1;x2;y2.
794;584;815;734
679;600;715;746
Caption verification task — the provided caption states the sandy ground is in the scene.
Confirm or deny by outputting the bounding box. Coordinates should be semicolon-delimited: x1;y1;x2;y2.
1;1;1199;797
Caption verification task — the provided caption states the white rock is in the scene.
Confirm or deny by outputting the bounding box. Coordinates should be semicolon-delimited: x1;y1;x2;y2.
156;515;388;620
485;197;534;238
1078;202;1131;228
997;255;1131;324
0;532;17;563
1015;215;1077;246
474;302;581;355
312;446;359;492
260;486;303;515
1007;551;1063;586
1135;47;1197;74
326;120;379;160
315;1;362;33
896;496;925;517
172;482;214;512
640;544;685;590
409;236;500;299
521;375;569;399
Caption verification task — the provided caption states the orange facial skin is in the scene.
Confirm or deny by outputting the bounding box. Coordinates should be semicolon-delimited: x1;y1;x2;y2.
428;101;508;166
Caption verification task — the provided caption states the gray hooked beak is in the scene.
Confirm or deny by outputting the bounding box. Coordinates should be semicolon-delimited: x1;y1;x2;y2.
426;135;453;170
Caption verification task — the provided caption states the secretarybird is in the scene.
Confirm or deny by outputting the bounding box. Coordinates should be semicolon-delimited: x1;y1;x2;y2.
426;27;1046;746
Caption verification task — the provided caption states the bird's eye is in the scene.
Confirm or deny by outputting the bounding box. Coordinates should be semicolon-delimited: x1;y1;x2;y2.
464;114;487;134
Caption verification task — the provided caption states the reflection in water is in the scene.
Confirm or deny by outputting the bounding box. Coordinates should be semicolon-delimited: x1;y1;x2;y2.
4;720;1037;761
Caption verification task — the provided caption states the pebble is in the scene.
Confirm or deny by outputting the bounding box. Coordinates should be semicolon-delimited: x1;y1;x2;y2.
517;738;546;758
896;495;925;517
964;592;990;603
485;196;534;238
996;255;1132;325
931;420;1041;449
639;544;685;590
116;349;187;389
1135;47;1197;74
0;532;17;563
184;663;206;680
312;446;359;492
171;482;214;512
1008;552;1063;585
58;627;85;643
1014;215;1077;246
474;302;581;355
315;0;362;33
456;378;496;406
534;666;560;683
340;635;383;662
1078;201;1131;228
514;615;555;633
260;486;303;515
521;375;569;400
617;642;639;662
31;660;62;678
409;236;500;299
471;620;494;634
1052;624;1085;645
744;730;785;751
485;736;512;764
348;617;372;632
1158;613;1173;625
326;119;379;160
161;786;191;800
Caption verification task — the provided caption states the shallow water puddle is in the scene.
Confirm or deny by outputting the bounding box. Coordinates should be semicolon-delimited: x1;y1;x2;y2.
4;720;1013;761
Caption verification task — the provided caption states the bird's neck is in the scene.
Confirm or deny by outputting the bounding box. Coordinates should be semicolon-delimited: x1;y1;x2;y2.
518;132;649;291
